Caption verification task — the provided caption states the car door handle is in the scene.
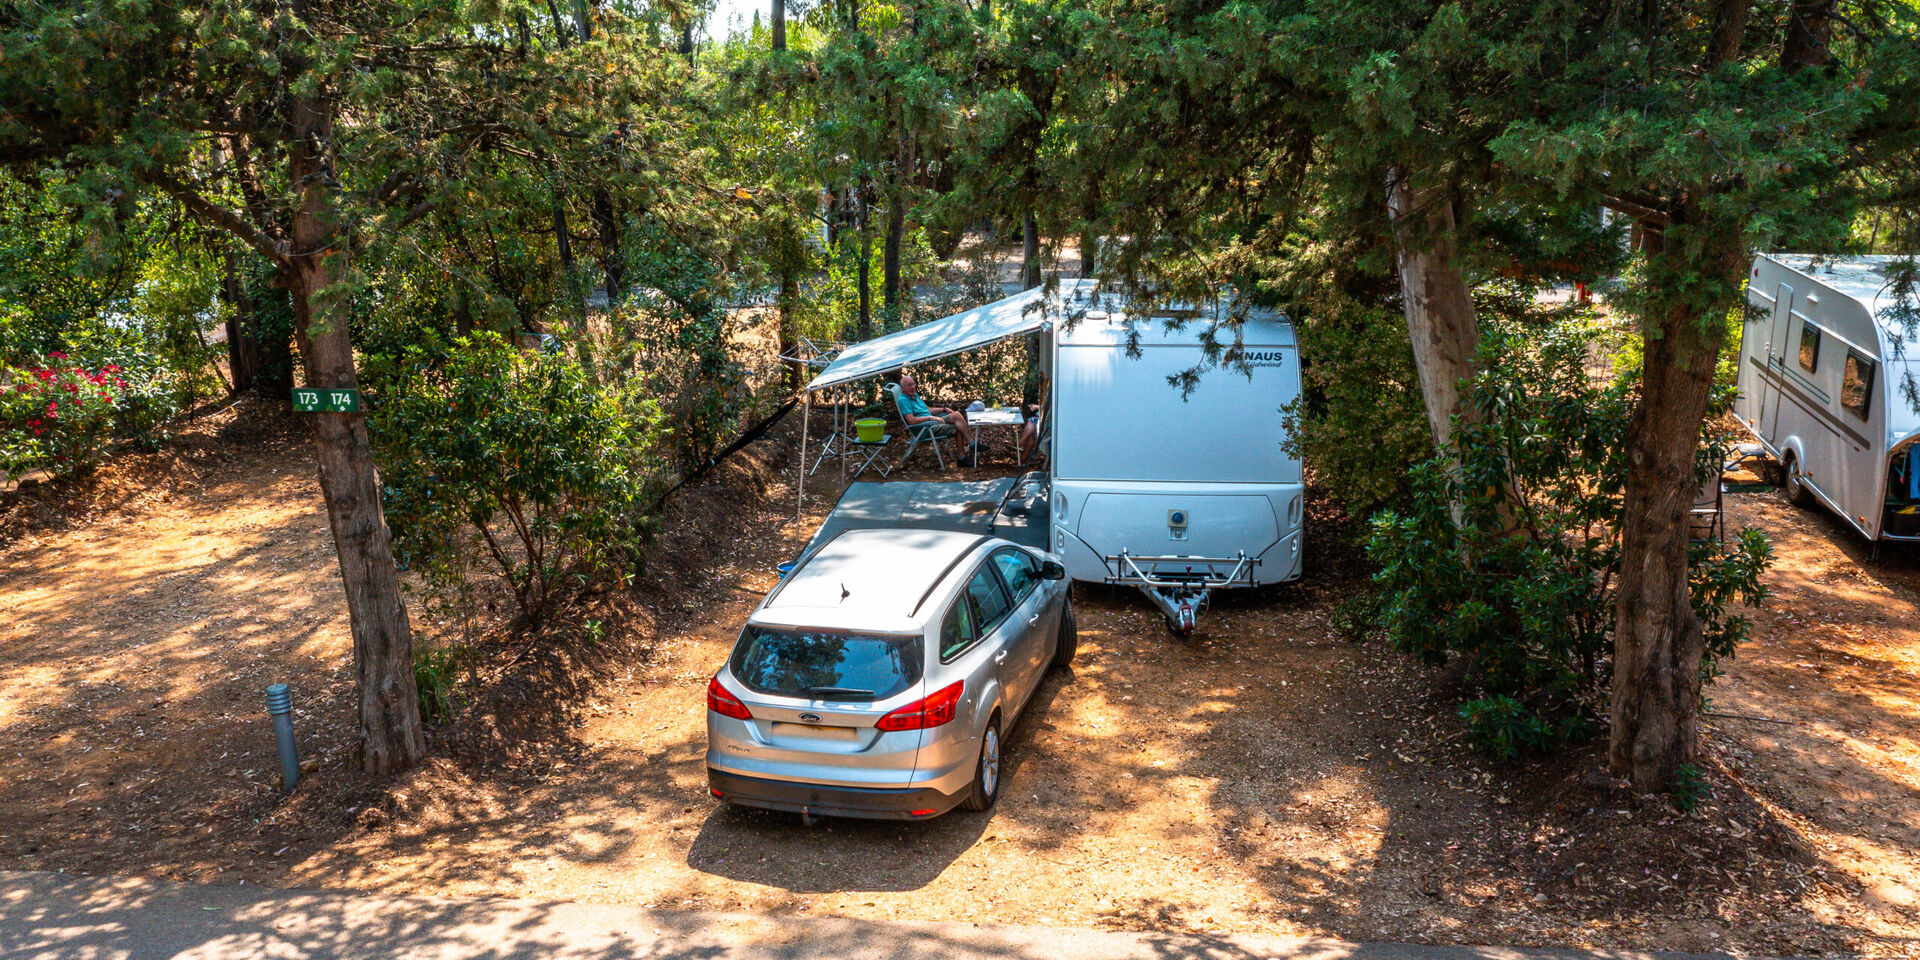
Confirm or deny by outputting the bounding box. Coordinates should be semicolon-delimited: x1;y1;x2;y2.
994;650;1008;664
1028;613;1041;625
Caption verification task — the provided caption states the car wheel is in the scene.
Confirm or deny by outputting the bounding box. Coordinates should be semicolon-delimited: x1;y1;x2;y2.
961;714;1002;811
1051;600;1077;671
1785;454;1817;508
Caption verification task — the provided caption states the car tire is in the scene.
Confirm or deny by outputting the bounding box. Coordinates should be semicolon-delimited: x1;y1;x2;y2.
1051;601;1077;671
1785;454;1817;508
961;713;1002;811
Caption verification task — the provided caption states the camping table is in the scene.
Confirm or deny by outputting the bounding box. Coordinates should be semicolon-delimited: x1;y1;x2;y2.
847;434;892;480
966;406;1027;465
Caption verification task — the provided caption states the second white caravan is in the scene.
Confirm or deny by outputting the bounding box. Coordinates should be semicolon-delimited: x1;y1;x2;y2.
1734;254;1920;543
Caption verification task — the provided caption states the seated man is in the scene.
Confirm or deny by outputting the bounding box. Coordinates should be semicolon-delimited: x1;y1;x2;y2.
897;372;974;466
1018;373;1048;463
1019;402;1046;463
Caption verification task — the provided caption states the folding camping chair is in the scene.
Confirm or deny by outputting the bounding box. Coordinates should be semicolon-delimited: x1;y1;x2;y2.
1688;476;1726;547
884;382;952;471
1723;441;1771;480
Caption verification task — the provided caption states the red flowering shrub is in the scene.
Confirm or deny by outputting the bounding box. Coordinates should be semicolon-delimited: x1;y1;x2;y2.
1;355;126;479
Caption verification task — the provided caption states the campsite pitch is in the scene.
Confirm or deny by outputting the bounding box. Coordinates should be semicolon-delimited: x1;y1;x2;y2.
1;406;1917;958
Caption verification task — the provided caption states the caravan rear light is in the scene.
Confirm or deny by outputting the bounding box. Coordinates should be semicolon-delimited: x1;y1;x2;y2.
707;677;752;720
875;680;964;731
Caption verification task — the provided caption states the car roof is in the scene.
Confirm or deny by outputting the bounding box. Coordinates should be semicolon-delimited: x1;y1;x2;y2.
759;528;991;625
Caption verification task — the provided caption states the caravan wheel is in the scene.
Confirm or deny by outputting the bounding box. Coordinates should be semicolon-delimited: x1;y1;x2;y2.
1784;454;1818;509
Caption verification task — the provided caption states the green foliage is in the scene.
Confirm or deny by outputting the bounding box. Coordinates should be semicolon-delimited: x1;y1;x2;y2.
1458;695;1554;762
1366;318;1772;756
0;168;216;470
413;644;466;725
1285;289;1431;516
370;334;667;624
1669;762;1711;812
0;352;180;479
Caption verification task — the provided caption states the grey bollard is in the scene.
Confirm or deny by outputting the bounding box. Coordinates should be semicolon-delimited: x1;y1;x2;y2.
265;683;300;791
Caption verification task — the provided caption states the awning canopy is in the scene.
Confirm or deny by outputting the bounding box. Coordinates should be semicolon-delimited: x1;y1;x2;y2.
805;281;1092;392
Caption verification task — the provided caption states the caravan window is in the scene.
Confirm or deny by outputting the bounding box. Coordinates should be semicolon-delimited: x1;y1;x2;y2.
1841;350;1875;420
1798;321;1822;373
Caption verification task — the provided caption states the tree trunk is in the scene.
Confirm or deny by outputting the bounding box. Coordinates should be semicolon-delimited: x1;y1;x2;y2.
772;0;786;50
1783;0;1837;71
1706;0;1750;67
592;188;624;306
1385;168;1482;454
857;240;873;341
224;260;295;397
549;182;599;377
779;269;799;391
1022;210;1042;290
544;0;572;45
883;198;903;321
454;284;475;337
220;251;256;394
1607;226;1745;792
286;90;427;777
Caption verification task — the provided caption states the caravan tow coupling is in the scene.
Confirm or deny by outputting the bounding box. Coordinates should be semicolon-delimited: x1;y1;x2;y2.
1105;550;1254;639
1141;582;1207;639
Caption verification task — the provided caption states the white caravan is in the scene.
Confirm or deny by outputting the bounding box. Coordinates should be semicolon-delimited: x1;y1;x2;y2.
1734;254;1920;543
1046;294;1303;631
799;279;1304;634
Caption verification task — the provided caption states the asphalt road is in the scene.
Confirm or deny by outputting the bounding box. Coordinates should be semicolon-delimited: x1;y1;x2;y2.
0;869;1752;960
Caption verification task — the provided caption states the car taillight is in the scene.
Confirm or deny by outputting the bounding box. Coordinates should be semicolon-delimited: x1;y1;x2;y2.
707;677;752;720
875;680;963;731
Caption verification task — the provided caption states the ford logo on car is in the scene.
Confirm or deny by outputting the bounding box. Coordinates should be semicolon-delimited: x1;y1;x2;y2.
798;713;822;723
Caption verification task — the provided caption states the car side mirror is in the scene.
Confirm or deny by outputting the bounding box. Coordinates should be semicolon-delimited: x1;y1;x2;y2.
1039;560;1067;581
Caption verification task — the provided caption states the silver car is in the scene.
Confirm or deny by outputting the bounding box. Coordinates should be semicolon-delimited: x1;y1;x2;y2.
706;528;1076;820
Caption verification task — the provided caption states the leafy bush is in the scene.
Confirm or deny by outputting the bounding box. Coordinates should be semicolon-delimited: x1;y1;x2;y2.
103;350;188;450
1366;317;1772;755
1669;762;1710;811
1;354;126;478
413;644;466;724
370;333;667;624
1283;290;1432;516
0;346;191;478
1459;695;1554;761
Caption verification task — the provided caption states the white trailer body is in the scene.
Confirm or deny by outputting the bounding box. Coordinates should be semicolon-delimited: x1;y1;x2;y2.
1047;304;1303;628
800;279;1305;633
1734;254;1920;542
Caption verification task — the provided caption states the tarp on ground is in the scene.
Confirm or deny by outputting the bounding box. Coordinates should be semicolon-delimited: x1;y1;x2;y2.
804;280;1095;392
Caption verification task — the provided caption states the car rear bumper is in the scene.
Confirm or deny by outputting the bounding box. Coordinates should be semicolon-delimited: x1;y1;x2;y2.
708;768;964;821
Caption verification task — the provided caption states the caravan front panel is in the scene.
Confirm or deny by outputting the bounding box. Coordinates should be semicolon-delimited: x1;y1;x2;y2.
1048;308;1303;586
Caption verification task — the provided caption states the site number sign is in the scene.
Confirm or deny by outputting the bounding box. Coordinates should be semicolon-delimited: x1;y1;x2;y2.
291;388;362;413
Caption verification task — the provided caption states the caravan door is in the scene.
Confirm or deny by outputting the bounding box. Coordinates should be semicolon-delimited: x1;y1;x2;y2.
1761;282;1795;439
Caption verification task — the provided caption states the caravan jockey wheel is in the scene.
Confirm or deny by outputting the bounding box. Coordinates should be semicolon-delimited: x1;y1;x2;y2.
1166;602;1197;639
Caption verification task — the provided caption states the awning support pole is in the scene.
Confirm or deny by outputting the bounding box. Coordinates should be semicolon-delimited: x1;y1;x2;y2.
797;392;809;519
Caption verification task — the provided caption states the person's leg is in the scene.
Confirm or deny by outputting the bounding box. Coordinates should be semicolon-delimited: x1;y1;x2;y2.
946;411;972;448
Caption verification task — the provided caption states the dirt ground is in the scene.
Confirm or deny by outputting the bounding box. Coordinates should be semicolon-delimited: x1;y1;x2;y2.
5;403;1920;958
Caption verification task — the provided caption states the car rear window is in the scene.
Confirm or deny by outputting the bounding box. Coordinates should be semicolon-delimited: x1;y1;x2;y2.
729;626;923;701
